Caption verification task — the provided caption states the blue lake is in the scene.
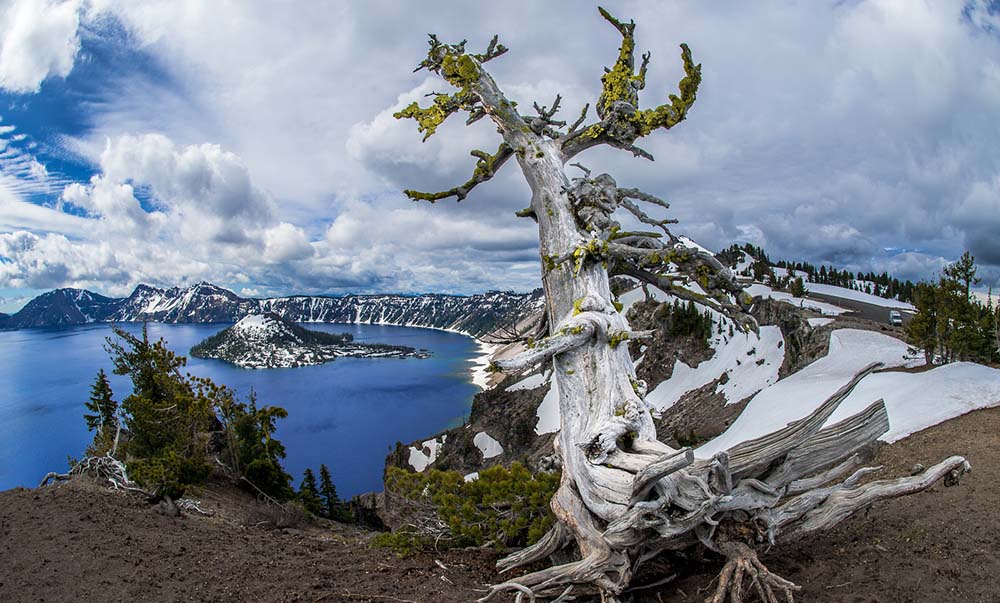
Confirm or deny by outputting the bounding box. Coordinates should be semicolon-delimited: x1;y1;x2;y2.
0;322;481;497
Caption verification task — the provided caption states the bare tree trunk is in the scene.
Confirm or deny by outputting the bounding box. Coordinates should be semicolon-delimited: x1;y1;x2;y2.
393;12;970;601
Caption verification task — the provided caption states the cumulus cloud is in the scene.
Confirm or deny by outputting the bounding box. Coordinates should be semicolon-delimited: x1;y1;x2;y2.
0;0;82;93
3;0;1000;300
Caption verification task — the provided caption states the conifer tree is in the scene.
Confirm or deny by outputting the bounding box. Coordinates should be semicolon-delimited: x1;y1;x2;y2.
318;464;345;521
299;468;323;516
945;251;980;301
106;325;216;497
84;368;117;435
994;297;1000;358
790;276;806;298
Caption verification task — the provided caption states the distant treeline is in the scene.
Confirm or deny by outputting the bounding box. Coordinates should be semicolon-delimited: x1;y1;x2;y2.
718;243;917;303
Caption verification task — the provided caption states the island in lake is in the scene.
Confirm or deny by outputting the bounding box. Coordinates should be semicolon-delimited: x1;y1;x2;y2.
190;313;429;368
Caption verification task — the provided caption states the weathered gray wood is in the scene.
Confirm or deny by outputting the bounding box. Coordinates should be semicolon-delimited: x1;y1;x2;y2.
766;399;889;490
396;10;970;602
779;456;971;541
630;448;693;505
724;362;883;479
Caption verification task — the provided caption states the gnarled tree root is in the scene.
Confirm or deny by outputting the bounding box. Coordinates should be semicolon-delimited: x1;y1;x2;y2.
707;541;799;603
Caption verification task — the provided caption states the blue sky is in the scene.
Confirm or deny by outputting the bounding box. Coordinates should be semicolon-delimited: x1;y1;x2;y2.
1;0;1000;313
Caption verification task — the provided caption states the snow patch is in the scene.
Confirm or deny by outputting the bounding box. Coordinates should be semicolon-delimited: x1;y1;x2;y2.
696;329;939;459
807;317;835;328
618;285;671;316
506;370;549;392
734;251;753;275
473;431;504;459
408;435;447;472
645;326;785;412
535;378;561;435
470;340;500;390
464;472;480;482
804;283;915;310
746;284;849;316
678;236;712;254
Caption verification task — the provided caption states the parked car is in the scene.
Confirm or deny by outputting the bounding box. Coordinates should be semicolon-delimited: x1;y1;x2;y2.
889;310;903;326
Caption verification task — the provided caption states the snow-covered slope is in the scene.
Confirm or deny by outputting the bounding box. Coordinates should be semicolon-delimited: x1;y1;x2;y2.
260;290;544;337
2;288;120;328
746;283;849;316
696;329;1000;457
111;282;258;323
2;283;543;338
645;326;784;412
804;282;915;310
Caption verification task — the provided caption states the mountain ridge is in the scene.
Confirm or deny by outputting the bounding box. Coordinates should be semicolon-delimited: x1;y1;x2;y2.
0;282;544;338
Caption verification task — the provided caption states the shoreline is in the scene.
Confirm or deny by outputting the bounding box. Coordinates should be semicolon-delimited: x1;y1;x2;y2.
469;339;500;390
7;317;505;392
58;320;503;391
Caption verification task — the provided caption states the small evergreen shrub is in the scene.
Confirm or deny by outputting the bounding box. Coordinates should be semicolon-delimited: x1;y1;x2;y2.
380;462;559;553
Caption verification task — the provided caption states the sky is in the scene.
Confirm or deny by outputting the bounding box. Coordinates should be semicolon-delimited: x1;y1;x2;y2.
1;0;999;312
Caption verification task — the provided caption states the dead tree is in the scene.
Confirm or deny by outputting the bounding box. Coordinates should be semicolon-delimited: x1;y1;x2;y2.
395;8;969;602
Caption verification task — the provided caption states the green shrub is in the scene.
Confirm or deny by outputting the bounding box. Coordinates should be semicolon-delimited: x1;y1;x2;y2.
380;462;559;553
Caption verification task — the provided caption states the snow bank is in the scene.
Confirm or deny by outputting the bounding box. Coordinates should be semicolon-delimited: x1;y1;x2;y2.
470;340;500;390
473;431;504;459
535;378;560;435
645;326;784;412
746;284;849;316
734;251;753;275
805;283;915;310
408;435;447;472
679;236;712;254
807;317;835;327
829;362;1000;443
506;370;549;392
696;329;1000;458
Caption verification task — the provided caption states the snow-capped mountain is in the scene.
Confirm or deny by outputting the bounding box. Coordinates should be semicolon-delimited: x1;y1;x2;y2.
190;313;424;368
0;282;544;337
1;289;120;328
109;282;260;324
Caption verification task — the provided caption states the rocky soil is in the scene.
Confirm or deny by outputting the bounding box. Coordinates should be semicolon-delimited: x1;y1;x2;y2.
3;405;998;602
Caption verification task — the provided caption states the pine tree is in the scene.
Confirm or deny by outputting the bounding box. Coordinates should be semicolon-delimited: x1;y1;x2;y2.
84;369;117;435
299;468;323;515
994;296;1000;360
318;464;346;521
219;389;294;501
944;251;980;301
790;277;806;298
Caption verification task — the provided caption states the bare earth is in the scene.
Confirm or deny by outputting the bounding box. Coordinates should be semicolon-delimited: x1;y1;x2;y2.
3;406;999;603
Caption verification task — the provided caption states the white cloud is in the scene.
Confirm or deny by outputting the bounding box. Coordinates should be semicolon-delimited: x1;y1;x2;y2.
4;0;1000;297
0;0;82;93
0;184;91;235
263;222;313;264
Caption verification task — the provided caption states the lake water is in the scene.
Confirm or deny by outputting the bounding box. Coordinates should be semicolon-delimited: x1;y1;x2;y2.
0;322;481;497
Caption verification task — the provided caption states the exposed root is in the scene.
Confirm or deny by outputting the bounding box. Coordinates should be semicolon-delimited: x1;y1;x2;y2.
497;522;571;573
707;541;800;603
176;498;214;516
39;454;152;498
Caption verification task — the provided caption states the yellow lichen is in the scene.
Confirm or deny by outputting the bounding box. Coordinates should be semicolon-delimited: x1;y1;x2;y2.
608;331;629;348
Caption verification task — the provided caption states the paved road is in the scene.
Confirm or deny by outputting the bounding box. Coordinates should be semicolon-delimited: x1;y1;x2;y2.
807;291;913;326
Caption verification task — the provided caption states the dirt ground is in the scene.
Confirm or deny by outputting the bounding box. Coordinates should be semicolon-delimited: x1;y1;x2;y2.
3;406;999;603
